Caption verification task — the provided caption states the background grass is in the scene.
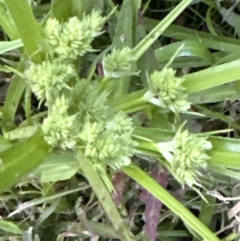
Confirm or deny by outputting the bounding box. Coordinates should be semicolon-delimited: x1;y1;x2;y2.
1;0;240;241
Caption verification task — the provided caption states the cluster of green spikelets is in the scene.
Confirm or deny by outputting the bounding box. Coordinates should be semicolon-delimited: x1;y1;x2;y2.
25;10;212;189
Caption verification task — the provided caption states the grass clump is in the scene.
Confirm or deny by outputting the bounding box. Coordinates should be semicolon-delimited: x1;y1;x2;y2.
0;0;240;241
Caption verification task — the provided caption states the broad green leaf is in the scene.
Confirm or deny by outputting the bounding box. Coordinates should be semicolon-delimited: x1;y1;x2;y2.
0;220;23;234
149;111;172;130
33;153;76;171
41;166;78;183
37;153;79;182
0;130;50;193
123;164;221;241
134;127;174;143
52;0;103;21
208;151;240;169
161;59;209;69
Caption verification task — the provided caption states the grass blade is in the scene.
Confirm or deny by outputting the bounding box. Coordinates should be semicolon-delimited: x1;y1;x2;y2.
123;164;221;241
184;59;240;93
4;0;44;62
132;0;193;61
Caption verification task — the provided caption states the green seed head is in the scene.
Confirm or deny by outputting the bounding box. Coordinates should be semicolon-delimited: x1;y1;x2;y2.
158;127;212;187
148;68;191;112
44;18;62;47
79;112;137;169
41;96;77;149
25;60;75;101
45;11;105;60
102;47;135;78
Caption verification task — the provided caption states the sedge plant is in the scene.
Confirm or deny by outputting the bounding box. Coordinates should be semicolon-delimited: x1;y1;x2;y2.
1;0;240;241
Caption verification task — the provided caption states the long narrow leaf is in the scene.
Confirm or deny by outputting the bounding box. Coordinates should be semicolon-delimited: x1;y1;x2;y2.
0;39;23;55
0;220;23;234
184;59;240;93
132;0;193;60
123;164;221;241
145;19;240;53
2;61;26;132
4;0;44;62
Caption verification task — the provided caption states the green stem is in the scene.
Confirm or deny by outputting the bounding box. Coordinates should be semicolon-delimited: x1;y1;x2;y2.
77;150;135;241
192;195;216;241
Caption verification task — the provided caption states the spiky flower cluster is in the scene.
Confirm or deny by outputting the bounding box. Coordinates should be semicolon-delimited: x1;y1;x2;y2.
44;11;106;60
41;96;77;150
25;10;137;177
102;47;136;78
71;81;137;170
25;60;74;101
71;79;109;124
158;128;212;187
39;74;137;171
79;112;137;170
145;68;191;113
25;61;76;100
